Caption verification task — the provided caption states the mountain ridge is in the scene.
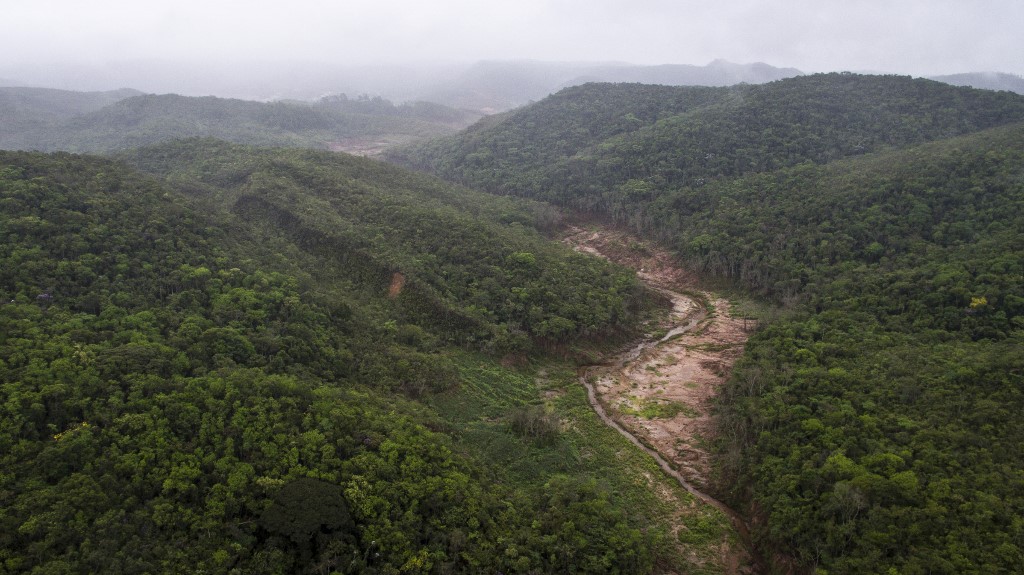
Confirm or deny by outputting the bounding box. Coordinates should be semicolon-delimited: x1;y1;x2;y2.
389;73;1024;210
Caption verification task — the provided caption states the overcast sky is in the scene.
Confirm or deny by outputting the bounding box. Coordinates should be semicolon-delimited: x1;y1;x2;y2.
1;0;1021;76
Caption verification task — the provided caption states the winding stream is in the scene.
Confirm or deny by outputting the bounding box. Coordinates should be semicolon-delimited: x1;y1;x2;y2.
578;288;765;572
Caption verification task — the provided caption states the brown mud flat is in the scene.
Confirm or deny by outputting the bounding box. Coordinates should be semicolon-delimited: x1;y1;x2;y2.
564;224;761;574
563;225;751;489
613;292;749;490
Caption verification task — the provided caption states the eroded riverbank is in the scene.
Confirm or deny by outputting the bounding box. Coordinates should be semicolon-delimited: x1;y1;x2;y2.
564;225;762;574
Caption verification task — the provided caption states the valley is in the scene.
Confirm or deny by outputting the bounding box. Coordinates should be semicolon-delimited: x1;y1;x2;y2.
565;224;761;573
2;71;1023;574
564;225;749;492
392;74;1024;573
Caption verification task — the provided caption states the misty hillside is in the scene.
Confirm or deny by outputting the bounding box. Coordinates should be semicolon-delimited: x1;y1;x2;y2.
0;86;141;121
390;73;1024;210
0;92;479;155
422;59;802;112
0;61;470;103
0;87;142;148
929;71;1024;95
563;59;802;87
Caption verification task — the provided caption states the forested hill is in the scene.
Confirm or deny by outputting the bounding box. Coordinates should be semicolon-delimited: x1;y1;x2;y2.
119;139;646;350
388;73;1024;212
420;59;801;112
0;145;670;573
0;92;479;154
387;73;1024;573
707;123;1024;573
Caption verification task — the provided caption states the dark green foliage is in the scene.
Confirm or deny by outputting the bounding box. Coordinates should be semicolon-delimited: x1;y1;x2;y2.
390;74;1024;215
260;478;355;558
0;149;662;574
695;126;1024;573
119;139;646;350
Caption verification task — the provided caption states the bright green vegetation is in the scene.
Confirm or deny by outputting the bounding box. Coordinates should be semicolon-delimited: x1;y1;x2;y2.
0;147;720;573
0;90;478;153
625;398;696;420
676;511;730;547
393;74;1024;573
429;357;731;570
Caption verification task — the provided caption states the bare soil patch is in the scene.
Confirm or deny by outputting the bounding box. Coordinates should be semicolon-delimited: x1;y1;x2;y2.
564;224;759;573
563;225;750;488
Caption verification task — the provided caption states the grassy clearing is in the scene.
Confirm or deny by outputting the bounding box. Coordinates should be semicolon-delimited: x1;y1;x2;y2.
621;397;700;419
427;352;736;572
726;293;775;321
678;509;731;545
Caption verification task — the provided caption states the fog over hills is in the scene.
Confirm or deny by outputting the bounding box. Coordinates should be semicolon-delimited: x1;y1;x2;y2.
0;88;481;155
0;59;801;113
421;59;803;112
928;71;1024;95
6;58;1024;115
0;87;143;120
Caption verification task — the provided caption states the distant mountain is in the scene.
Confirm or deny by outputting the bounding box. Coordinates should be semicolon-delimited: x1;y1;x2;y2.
0;90;479;154
0;87;142;148
0;59;801;115
0;86;141;120
423;59;802;112
929;71;1024;94
0;60;467;102
563;59;802;87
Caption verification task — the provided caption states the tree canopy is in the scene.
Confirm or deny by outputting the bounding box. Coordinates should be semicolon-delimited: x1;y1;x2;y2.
391;74;1024;573
0;147;668;574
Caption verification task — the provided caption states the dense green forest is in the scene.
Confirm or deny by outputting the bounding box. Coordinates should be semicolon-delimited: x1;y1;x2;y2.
701;125;1024;573
0;90;478;154
6;71;1024;574
119;139;646;350
0;147;732;573
392;75;1024;573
